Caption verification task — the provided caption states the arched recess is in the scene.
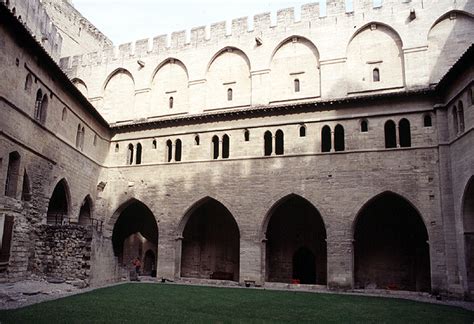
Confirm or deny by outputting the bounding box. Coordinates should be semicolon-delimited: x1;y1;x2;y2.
102;68;135;122
111;199;158;275
270;36;320;102
72;78;88;97
346;23;404;93
263;194;327;285
150;58;189;113
78;195;93;226
462;177;474;295
179;197;240;281
427;11;474;84
206;47;251;109
46;179;71;225
353;192;430;291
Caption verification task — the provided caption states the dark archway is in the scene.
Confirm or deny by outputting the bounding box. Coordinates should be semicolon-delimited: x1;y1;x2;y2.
143;250;156;277
181;198;240;281
112;200;158;274
354;192;430;291
463;177;474;295
265;195;327;285
46;179;69;225
78;196;92;226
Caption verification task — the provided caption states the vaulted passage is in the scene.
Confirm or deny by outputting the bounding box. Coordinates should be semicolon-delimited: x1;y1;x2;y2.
181;199;239;281
463;178;474;295
112;201;158;276
265;196;327;285
354;193;430;291
46;179;69;225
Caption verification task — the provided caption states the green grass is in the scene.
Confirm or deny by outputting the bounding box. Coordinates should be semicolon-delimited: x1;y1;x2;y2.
0;283;473;323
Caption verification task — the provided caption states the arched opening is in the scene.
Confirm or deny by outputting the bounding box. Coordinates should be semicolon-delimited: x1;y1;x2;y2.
265;195;327;285
24;73;32;91
47;179;69;225
143;250;156;277
244;129;250;142
453;105;459;135
5;151;21;198
80;127;85;150
152;139;157;149
424;114;432;127
294;79;300;92
61;107;67;121
275;130;284;155
175;139;182;162
227;88;233;101
361;120;368;132
334;124;345;152
299;125;306;137
135;143;142;165
321;126;331;152
212;135;219;160
169;96;174;109
115;143;119;153
458;101;465;133
78;196;92;226
103;69;135;122
384;120;397;148
222;134;230;159
181;198;240;281
127;144;134;165
166;140;172;162
112;200;158;275
151;59;188;113
194;135;200;146
462;178;474;295
34;89;43;121
21;169;31;202
264;131;272;156
373;68;380;82
399;118;411;148
354;192;431;291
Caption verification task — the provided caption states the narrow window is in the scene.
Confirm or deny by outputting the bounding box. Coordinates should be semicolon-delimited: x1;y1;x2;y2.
136;143;142;165
21;169;31;202
373;68;380;82
115;143;119;153
175;139;182;162
334;124;345;152
34;89;43;120
452;106;459;134
80;127;85;150
469;87;474;105
360;120;368;132
0;215;14;266
244;129;250;142
294;79;300;92
275;130;284;155
264;131;272;156
299;125;306;137
75;124;81;148
321;126;331;152
39;95;48;124
384;120;397;148
61;107;67;121
169;96;174;109
24;73;32;91
222;134;230;159
399;119;411;147
458;101;465;133
93;134;98;146
127;144;134;165
166;140;173;162
4;152;20;198
227;88;233;101
152;139;157;149
194;135;200;146
423;114;432;127
212;135;219;159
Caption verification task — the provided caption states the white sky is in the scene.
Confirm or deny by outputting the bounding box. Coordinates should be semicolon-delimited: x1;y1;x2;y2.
71;0;325;45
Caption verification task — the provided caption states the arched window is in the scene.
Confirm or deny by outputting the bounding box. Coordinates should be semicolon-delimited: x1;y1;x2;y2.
80;126;85;150
423;114;432;127
321;126;331;152
194;135;200;146
222;134;230;159
384;120;397;148
452;106;459;135
47;179;69;225
78;196;92;226
227;88;233;101
469;87;474;106
294;79;300;93
169;96;174;109
127;144;134;165
115;143;120;152
361;120;368;132
75;124;81;148
21;169;31;202
244;129;250;142
61;107;67;121
399;118;411;148
135;143;142;165
152;139;157;149
24;73;32;91
34;89;43;121
38;94;48;124
458;101;465;133
299;124;306;137
275;130;284;155
166;140;172;162
4;152;20;198
334;124;345;151
175;139;182;162
264;131;272;156
373;68;380;82
212;135;219;159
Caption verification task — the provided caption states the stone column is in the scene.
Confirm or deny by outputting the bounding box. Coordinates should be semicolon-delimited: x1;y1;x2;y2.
330;130;335;152
239;233;263;285
326;238;353;289
156;226;177;280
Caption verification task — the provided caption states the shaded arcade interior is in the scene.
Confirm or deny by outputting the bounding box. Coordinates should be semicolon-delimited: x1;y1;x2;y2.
181;199;240;281
463;178;474;295
265;196;327;285
112;201;158;276
354;193;431;291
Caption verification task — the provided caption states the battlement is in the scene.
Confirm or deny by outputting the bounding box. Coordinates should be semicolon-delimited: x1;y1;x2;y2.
1;0;63;61
60;0;431;69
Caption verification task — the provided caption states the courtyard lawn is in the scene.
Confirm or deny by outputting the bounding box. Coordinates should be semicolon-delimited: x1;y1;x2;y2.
0;283;473;323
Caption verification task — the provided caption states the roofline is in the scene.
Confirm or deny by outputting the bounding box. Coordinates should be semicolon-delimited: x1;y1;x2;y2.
436;43;474;92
